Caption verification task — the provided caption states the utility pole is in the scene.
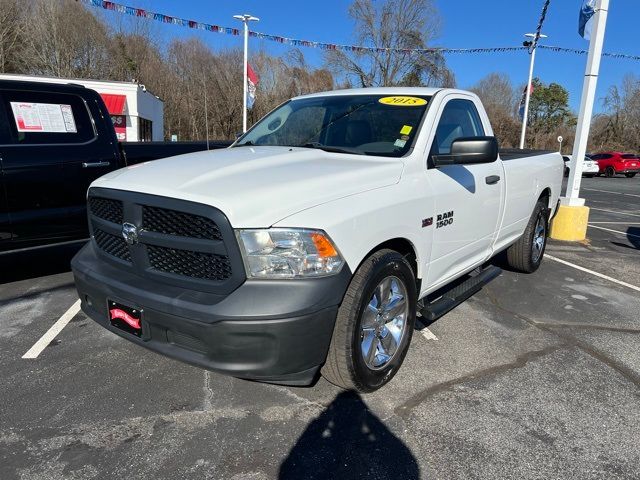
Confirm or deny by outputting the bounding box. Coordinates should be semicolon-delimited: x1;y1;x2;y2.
519;33;547;149
564;0;609;206
233;13;259;133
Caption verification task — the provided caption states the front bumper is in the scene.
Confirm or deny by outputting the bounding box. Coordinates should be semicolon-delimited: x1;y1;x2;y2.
71;242;352;385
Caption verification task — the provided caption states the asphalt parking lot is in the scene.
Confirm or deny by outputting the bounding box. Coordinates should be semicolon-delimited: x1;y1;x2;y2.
1;176;639;480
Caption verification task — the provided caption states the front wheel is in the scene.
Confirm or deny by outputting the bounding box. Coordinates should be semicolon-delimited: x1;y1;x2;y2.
605;166;616;178
506;200;549;273
625;173;637;178
322;249;416;392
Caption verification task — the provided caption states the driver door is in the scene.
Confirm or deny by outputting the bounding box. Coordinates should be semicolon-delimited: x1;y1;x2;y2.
425;96;504;288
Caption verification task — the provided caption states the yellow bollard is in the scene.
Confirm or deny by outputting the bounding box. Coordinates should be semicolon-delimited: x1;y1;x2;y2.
550;205;590;241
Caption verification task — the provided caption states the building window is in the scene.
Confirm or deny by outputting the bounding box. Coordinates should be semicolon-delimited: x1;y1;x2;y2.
138;117;153;142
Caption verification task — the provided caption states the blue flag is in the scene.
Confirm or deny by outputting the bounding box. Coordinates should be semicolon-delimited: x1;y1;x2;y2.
579;0;597;40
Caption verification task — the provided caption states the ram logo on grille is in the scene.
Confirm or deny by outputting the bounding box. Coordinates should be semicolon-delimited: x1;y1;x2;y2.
121;223;139;245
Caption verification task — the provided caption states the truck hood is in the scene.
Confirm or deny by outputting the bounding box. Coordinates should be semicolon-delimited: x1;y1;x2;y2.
92;146;404;227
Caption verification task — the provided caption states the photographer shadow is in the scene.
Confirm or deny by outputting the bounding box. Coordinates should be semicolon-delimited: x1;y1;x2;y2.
279;391;419;480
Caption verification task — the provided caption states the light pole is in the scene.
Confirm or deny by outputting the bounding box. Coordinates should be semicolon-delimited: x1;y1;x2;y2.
233;13;259;133
564;0;609;206
550;0;610;242
519;33;547;150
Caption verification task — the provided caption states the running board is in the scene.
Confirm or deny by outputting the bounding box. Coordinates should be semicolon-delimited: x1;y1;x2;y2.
418;265;502;322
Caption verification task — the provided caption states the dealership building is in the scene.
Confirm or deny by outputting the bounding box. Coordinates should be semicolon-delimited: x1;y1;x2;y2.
0;74;164;142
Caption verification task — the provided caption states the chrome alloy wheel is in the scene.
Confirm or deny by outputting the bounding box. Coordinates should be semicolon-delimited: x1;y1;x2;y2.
360;276;409;370
532;215;546;263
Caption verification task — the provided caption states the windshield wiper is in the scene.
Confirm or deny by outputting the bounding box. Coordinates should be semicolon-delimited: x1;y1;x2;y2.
233;141;254;147
297;142;364;155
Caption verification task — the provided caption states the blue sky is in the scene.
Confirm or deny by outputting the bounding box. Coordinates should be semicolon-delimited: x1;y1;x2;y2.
98;0;639;112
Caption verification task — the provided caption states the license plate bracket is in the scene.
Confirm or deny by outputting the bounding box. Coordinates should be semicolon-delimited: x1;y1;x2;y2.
108;300;143;337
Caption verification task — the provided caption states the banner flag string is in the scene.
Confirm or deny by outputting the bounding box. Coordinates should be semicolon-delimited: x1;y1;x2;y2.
76;0;640;61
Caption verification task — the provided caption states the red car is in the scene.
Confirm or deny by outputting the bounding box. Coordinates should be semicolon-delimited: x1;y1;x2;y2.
591;152;640;178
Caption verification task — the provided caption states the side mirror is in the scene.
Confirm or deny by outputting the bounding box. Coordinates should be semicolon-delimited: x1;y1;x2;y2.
433;136;499;166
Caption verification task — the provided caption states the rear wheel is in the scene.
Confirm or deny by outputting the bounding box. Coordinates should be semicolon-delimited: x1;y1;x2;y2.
605;166;616;178
625;173;637;178
322;249;416;392
506;200;549;273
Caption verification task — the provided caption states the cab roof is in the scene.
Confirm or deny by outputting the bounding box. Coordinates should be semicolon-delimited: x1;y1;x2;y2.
293;86;450;101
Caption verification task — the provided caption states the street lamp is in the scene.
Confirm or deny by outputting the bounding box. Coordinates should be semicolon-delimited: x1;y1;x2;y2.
519;33;547;149
233;13;259;133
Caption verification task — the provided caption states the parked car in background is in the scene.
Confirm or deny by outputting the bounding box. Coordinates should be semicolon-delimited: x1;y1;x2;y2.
562;155;599;178
591;152;640;178
0;79;229;254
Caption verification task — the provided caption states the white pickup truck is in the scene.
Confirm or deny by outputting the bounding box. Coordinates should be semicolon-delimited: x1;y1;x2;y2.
72;87;563;392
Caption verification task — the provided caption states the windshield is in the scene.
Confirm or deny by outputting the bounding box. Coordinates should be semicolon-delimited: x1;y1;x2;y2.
234;94;431;157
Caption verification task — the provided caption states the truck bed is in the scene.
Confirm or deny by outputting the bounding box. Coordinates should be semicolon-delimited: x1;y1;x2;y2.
122;141;231;165
500;149;555;161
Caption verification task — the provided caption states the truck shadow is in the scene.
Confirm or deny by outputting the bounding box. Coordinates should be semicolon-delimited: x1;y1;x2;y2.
0;242;84;284
279;391;419;480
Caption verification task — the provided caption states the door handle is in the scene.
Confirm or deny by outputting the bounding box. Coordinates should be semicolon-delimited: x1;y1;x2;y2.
82;161;111;168
485;175;500;185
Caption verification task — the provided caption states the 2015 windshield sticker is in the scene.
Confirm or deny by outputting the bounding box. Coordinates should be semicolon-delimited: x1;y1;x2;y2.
400;125;413;135
436;211;454;228
378;96;428;107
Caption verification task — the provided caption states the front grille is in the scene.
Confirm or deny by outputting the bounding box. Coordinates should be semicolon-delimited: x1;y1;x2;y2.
142;206;222;240
88;189;244;294
89;197;123;224
147;245;232;281
94;229;131;262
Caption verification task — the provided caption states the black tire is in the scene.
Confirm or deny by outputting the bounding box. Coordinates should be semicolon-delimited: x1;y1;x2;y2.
564;167;570;178
605;166;616;178
506;200;549;273
625;173;636;178
322;249;416;392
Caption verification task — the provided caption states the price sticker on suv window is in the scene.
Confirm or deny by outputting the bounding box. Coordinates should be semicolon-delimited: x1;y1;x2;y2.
10;102;77;133
378;96;428;107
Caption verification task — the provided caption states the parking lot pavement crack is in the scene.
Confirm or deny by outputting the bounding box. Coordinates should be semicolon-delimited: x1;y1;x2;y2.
202;371;215;411
483;285;640;390
530;322;640;334
264;384;328;410
394;344;565;418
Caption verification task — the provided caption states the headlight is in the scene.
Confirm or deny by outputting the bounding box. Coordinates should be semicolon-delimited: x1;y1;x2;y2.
236;228;345;279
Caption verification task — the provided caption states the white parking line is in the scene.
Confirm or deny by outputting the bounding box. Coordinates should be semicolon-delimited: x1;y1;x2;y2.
420;327;438;341
416;319;438;340
546;255;640;293
583;188;640;198
589;207;640;218
22;300;81;359
588;222;640;225
588;224;640;240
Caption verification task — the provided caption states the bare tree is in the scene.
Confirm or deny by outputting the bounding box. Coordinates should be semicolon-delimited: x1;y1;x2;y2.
0;0;23;73
325;0;452;87
471;73;520;148
20;0;111;78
